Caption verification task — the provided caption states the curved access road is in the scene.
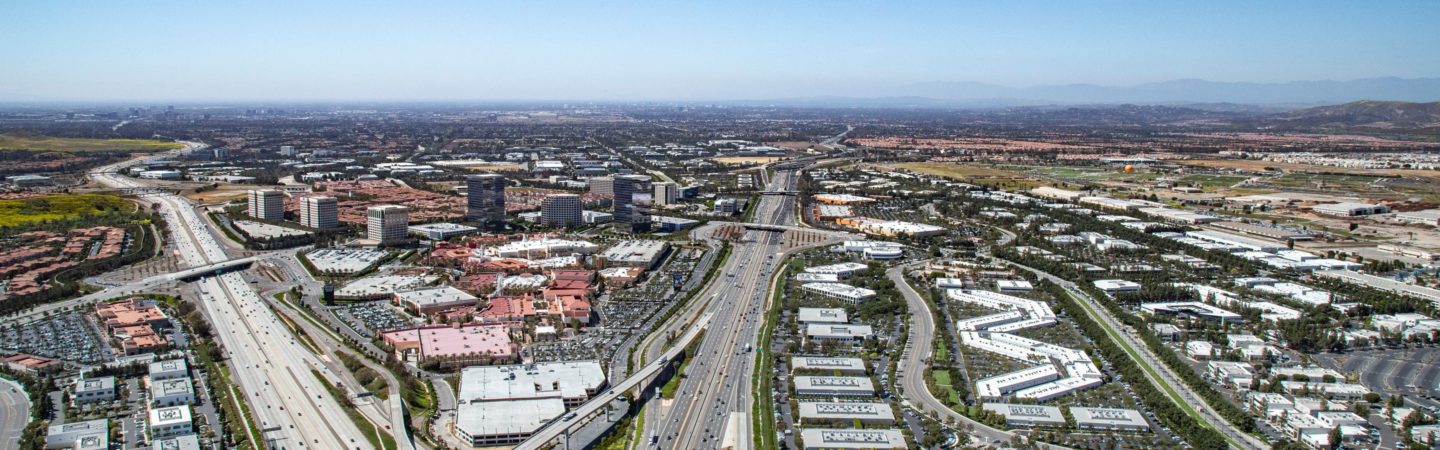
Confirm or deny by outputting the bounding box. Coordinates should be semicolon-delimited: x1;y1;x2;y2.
0;378;28;450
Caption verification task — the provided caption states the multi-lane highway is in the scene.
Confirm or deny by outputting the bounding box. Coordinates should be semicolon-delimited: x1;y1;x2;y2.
645;168;805;449
92;152;375;450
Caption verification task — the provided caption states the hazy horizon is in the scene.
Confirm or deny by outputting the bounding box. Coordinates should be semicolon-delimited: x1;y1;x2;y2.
3;1;1438;102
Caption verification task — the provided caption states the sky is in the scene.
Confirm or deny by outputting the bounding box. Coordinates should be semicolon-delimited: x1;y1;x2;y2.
2;1;1437;101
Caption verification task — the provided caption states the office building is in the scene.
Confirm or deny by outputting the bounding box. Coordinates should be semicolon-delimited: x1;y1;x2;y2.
147;405;193;439
280;145;296;156
541;194;582;228
367;205;410;246
588;176;614;195
982;403;1067;427
797;402;896;425
798;429;907;450
247;189;284;221
408;223;479;240
45;419;108;450
466;173;507;229
653;181;679;206
300;196;339;229
613;175;652;233
1071;407;1151;432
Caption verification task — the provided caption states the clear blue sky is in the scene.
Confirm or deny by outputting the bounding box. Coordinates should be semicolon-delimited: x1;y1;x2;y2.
2;1;1436;101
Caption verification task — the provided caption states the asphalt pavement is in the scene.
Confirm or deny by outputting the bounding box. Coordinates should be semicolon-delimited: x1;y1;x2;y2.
0;378;29;450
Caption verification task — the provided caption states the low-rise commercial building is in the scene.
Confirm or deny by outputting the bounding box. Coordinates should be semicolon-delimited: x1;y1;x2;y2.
799;283;876;301
1071;407;1150;432
797;308;848;325
797;402;895;425
73;376;116;404
147;405;194;439
45;419;108;449
150;378;195;407
408;222;479;240
790;356;866;375
982;403;1066;427
792;376;875;397
394;286;479;315
798;429;907;450
805;324;874;345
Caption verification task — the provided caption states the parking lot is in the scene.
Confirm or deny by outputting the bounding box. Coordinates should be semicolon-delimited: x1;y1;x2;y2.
1316;347;1440;402
0;312;110;364
334;301;418;336
525;329;629;363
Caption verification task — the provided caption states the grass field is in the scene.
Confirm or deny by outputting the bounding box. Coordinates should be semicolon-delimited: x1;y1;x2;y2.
931;369;963;404
0;194;132;227
0;134;183;152
888;162;1047;190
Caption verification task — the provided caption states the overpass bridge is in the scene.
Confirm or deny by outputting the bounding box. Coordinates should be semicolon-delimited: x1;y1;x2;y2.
9;253;286;323
514;312;714;450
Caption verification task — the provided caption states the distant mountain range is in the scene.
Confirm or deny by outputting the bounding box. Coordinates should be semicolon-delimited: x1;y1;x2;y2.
1271;100;1440;131
858;77;1440;106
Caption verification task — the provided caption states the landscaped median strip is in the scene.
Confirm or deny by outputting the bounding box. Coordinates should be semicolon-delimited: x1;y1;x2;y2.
1060;288;1244;449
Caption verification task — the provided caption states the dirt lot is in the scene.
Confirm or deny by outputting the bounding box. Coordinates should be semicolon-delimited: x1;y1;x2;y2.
852;137;1092;151
766;141;824;151
183;187;250;204
712;156;789;165
1179;159;1440;179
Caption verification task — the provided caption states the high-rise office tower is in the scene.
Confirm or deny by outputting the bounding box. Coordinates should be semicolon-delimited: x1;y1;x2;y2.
466;173;506;229
247;189;284;221
653;181;679;206
588;176;614;195
300;196;338;229
367;205;410;245
541;194;582;228
613;175;653;233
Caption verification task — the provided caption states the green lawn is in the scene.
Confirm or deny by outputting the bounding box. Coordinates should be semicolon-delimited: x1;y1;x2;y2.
931;369;963;404
0;194;132;227
0;134;183;152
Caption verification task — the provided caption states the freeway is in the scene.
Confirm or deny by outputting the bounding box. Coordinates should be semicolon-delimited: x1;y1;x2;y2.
0;378;28;450
4;253;286;323
1006;260;1267;450
647;167;805;449
92;154;374;449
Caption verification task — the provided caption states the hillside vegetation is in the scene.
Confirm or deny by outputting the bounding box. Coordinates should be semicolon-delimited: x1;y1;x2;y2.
0;194;133;227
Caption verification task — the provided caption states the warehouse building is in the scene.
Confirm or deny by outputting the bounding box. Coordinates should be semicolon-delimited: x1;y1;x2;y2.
1313;202;1389;217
